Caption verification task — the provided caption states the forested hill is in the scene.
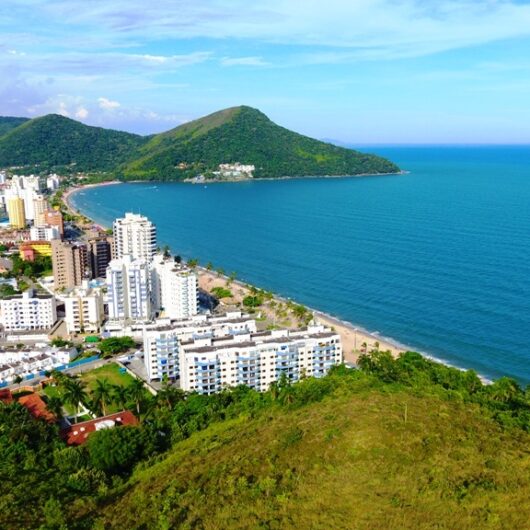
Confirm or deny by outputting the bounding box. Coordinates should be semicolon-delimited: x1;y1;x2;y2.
0;116;29;137
1;352;529;529
119;105;400;179
0;107;399;179
0;114;147;172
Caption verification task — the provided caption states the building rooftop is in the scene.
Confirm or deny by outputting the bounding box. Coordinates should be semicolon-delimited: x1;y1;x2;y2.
18;393;56;423
60;410;139;446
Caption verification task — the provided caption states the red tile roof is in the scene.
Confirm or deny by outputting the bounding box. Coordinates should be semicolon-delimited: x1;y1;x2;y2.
0;388;13;404
60;410;138;446
18;393;56;423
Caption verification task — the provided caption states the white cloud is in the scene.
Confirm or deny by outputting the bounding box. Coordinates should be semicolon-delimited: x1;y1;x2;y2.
220;56;269;67
75;106;88;119
98;96;120;109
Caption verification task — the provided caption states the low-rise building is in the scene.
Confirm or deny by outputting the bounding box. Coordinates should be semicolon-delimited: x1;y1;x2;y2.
30;225;60;241
0;289;57;331
0;345;77;385
19;240;52;261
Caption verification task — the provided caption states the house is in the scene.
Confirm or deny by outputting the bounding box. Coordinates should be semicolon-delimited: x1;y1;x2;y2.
18;393;56;423
0;388;13;404
60;410;138;446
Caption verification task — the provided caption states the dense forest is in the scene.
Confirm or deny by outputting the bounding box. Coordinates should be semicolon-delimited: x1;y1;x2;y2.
0;114;146;172
0;117;29;138
0;107;399;179
1;351;529;529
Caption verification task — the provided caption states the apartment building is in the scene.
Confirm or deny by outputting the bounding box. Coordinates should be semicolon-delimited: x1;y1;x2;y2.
30;225;61;241
7;196;26;228
143;311;257;381
106;255;152;322
179;325;342;394
151;254;198;319
87;232;113;279
64;283;105;335
51;240;89;289
113;212;156;260
44;210;64;237
0;290;57;331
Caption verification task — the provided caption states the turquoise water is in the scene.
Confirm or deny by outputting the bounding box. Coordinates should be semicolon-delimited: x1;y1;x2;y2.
71;147;530;384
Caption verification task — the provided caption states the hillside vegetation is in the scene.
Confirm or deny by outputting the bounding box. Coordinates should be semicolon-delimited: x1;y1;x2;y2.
0;107;399;179
1;351;529;529
120;106;400;179
0;116;29;137
0;114;146;172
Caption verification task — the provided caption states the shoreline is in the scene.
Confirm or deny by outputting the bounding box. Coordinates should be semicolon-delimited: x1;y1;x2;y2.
66;180;492;383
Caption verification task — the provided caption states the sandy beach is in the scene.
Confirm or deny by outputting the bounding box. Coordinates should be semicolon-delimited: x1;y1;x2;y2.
198;268;405;363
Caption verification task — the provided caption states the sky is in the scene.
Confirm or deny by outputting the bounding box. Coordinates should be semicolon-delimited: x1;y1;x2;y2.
2;1;530;143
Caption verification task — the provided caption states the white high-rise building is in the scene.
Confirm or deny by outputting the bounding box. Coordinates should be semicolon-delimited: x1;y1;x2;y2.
0;290;57;331
106;255;152;322
64;282;105;335
46;174;60;191
113;213;156;261
151;254;198;320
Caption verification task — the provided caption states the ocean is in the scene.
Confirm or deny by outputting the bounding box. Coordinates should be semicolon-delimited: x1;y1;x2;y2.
70;146;530;385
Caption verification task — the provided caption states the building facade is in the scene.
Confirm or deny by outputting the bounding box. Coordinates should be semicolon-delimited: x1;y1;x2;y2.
44;210;64;237
51;240;89;289
106;255;152;322
113;213;156;261
64;283;105;335
0;290;57;331
7;197;26;228
87;232;113;279
151;254;198;320
30;225;60;241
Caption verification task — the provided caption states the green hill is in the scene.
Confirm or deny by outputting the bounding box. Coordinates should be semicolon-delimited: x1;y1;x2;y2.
2;352;529;529
0;107;399;179
0;114;146;172
120;105;400;179
0;116;29;137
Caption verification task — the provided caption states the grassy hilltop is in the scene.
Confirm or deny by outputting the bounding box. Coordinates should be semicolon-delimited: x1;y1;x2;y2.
1;352;529;529
0;107;399;179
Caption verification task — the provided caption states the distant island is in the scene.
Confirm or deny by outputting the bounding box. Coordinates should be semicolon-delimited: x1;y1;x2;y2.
0;106;400;181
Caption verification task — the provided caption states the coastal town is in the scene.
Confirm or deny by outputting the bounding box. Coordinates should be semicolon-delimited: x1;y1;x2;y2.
0;169;362;445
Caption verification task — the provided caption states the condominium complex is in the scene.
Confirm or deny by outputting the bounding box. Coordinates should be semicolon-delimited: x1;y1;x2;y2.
7;197;26;228
87;232;114;279
179;325;342;394
143;311;257;381
106;255;152;322
0;290;57;331
151;254;198;320
51;240;89;289
142;313;342;391
113;213;156;260
63;283;105;335
33;195;48;226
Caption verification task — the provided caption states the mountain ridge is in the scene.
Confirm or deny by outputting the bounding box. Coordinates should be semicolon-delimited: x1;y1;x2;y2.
0;106;400;179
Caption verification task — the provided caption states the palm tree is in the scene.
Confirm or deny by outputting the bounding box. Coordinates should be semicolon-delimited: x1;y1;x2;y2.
46;396;64;421
92;378;113;416
112;384;130;411
62;379;88;424
128;378;146;417
206;262;213;271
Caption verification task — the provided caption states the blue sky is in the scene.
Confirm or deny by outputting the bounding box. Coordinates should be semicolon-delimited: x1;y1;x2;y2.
2;1;530;143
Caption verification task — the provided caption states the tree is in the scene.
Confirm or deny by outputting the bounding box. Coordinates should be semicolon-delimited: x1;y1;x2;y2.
92;378;114;416
99;336;135;357
128;378;146;416
62;379;88;423
112;384;130;411
187;258;199;269
206;261;213;271
46;396;64;420
162;245;171;258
